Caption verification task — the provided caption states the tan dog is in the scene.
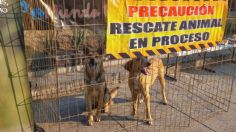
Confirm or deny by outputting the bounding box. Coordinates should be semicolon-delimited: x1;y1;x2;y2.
124;57;167;125
84;55;119;126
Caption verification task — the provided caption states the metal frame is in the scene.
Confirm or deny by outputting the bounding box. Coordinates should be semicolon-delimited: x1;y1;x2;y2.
2;0;233;132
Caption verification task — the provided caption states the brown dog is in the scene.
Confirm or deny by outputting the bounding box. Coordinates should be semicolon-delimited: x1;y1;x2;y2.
84;55;119;126
124;57;167;125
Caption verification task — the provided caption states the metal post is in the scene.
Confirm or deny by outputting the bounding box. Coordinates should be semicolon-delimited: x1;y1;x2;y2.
165;53;170;74
202;52;216;73
202;52;207;69
231;47;235;63
174;55;179;79
165;53;177;81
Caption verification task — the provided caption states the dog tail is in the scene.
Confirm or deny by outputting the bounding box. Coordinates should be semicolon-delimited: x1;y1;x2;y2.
103;86;120;113
109;87;120;99
104;86;119;102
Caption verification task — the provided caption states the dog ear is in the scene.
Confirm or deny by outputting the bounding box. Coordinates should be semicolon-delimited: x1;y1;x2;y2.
124;60;133;72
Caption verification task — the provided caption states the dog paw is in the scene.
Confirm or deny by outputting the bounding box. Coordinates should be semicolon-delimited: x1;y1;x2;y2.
88;120;94;126
94;116;101;122
131;111;137;117
88;116;94;126
163;100;168;105
146;120;153;125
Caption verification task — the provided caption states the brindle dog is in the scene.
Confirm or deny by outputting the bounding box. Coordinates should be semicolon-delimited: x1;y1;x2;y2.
84;50;118;126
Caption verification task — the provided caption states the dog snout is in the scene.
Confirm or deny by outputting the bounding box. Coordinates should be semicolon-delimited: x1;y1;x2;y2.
90;58;98;66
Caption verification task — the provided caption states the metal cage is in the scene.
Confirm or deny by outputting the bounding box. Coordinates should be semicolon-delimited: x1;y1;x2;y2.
1;0;235;132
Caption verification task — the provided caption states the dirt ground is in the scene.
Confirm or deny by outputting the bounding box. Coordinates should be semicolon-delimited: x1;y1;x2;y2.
182;63;236;132
183;83;236;132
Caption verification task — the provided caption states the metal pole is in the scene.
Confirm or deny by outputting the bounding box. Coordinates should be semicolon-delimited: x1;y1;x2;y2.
231;47;235;63
174;55;179;79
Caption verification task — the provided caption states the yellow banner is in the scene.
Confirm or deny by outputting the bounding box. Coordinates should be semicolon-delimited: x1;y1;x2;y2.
106;0;228;59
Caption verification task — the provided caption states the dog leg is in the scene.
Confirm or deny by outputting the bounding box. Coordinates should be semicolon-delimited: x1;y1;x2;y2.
128;79;138;116
95;90;104;122
132;92;139;117
159;72;168;105
103;87;120;113
86;94;94;126
126;91;138;120
141;86;153;125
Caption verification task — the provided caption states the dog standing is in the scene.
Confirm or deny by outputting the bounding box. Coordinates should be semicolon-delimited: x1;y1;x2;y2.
124;57;168;125
84;55;118;126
